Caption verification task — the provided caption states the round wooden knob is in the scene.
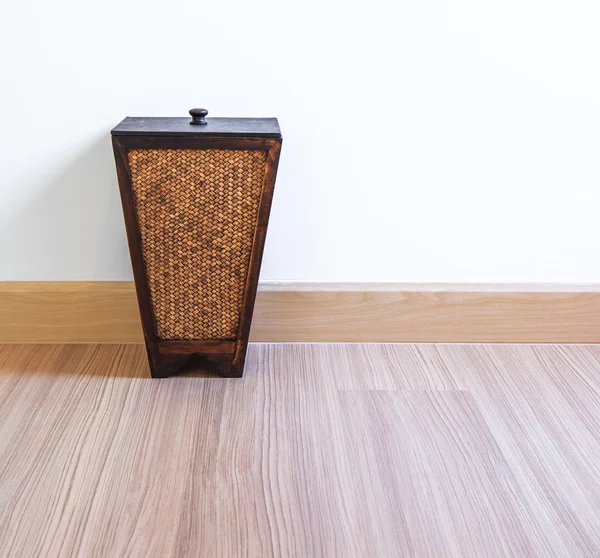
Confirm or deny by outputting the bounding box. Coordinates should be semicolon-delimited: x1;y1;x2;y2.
189;108;208;125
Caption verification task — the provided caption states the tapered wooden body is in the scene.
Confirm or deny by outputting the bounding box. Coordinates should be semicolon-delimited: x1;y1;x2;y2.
111;116;282;377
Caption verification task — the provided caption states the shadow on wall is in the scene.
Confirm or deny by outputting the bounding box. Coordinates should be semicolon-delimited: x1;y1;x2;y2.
0;134;132;280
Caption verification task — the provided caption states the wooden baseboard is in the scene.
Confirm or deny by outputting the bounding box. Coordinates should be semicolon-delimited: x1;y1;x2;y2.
1;282;599;344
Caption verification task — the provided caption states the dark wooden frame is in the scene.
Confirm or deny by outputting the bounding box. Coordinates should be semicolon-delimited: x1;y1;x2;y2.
112;134;282;378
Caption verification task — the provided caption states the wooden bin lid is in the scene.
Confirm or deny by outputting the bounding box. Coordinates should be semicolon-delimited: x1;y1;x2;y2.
111;114;281;139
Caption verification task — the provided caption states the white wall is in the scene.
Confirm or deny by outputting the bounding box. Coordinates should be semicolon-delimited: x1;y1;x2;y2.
1;0;599;283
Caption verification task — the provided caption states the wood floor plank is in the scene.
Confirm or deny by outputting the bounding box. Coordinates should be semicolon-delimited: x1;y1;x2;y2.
335;389;557;557
436;344;600;557
0;343;600;557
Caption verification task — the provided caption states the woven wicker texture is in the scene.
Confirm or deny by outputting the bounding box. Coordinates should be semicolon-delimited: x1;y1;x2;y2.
128;148;267;340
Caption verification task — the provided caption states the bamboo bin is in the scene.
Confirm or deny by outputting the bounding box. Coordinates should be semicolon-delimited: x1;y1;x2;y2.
111;109;282;378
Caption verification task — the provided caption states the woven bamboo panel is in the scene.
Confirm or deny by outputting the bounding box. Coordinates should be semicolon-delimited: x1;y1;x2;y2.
127;148;267;340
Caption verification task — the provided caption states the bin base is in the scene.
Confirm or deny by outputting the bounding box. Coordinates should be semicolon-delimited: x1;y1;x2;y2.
147;340;245;378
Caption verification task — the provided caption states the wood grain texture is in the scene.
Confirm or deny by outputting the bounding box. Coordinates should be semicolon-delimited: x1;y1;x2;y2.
1;282;600;343
0;282;144;343
1;343;600;557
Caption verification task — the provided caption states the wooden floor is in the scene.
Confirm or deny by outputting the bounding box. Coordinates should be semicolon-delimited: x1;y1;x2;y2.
0;344;599;557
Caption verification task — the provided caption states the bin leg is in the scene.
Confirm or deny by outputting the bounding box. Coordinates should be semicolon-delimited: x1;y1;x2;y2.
148;354;191;379
210;355;243;378
147;352;243;379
